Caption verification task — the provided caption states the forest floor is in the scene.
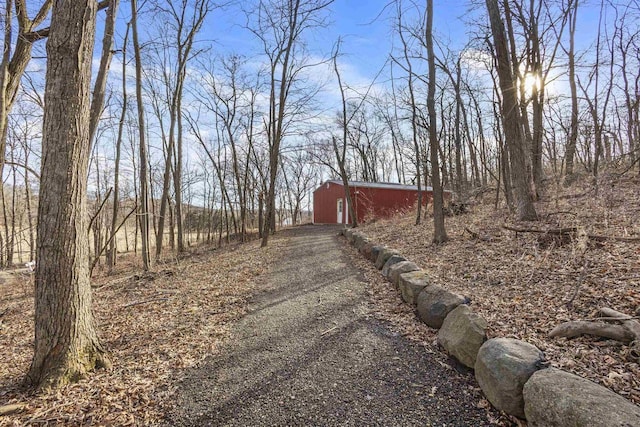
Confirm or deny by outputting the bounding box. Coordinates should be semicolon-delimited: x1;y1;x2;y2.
0;239;271;424
166;225;498;426
0;225;507;426
1;170;638;425
357;169;640;406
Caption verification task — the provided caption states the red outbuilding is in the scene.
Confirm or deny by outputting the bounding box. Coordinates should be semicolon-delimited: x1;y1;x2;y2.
313;180;447;225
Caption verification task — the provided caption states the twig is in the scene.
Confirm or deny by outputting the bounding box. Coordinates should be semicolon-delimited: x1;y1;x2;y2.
565;258;589;309
90;205;137;275
88;187;113;233
121;297;168;309
320;326;337;336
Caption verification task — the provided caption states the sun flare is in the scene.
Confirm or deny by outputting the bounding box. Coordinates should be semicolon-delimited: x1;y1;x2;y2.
523;72;542;95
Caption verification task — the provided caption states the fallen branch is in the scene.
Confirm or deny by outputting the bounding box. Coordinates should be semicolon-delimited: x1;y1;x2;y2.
549;321;635;343
0;403;26;416
600;307;640;362
551;307;640;363
503;224;640;243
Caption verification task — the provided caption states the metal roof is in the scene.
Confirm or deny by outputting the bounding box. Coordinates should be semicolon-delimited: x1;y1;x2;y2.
324;179;439;192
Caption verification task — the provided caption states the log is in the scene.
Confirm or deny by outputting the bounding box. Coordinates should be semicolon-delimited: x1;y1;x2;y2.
600;307;640;362
600;307;640;338
502;225;640;243
549;321;635;343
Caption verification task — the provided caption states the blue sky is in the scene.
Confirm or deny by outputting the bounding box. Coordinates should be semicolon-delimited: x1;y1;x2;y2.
99;0;608;98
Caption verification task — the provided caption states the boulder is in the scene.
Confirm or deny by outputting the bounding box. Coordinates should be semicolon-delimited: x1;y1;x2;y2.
398;271;430;305
370;245;385;263
475;338;546;418
375;247;399;270
388;261;421;287
344;228;355;243
416;285;467;329
352;232;366;248
381;255;407;277
523;368;640;427
437;305;487;368
359;241;374;259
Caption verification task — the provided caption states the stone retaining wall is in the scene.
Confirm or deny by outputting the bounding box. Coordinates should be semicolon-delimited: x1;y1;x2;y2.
341;228;640;426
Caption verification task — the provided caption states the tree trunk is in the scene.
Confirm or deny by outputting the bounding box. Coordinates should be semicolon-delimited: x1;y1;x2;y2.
108;24;128;271
564;0;579;185
425;0;448;243
486;0;537;221
130;0;150;270
27;0;110;390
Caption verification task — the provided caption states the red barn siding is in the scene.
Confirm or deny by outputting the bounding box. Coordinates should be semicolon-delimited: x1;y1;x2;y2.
350;186;432;223
313;181;349;224
313;180;445;225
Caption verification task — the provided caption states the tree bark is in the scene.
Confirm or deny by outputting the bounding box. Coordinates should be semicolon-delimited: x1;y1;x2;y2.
486;0;537;221
27;0;110;389
130;0;151;270
108;24;129;271
425;0;448;243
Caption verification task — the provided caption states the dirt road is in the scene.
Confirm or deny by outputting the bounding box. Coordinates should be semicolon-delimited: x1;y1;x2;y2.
167;225;493;426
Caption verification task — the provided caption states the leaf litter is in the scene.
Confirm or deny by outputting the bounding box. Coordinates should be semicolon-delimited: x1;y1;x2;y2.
355;172;640;408
0;239;276;425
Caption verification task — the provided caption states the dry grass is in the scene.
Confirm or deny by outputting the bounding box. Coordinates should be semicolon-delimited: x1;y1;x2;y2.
0;238;276;425
357;171;640;405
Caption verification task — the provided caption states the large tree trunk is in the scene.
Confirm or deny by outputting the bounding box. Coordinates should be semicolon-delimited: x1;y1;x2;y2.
486;0;537;221
27;0;110;390
425;0;448;243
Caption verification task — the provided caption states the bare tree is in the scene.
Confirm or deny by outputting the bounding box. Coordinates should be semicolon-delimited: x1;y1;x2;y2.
563;0;579;184
246;0;334;247
424;0;448;242
0;0;52;180
108;24;129;270
152;0;212;258
485;0;537;221
130;0;151;270
27;0;110;389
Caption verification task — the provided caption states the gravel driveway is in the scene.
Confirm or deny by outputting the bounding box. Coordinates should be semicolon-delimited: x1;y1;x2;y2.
167;225;493;426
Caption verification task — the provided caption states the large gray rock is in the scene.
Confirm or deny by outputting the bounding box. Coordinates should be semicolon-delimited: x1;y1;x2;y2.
416;285;467;329
370;245;385;263
437;305;487;368
381;255;407;277
388;261;420;287
359;241;374;259
344;228;355;243
353;232;368;249
523;368;640;427
375;247;400;270
475;338;546;418
398;271;430;305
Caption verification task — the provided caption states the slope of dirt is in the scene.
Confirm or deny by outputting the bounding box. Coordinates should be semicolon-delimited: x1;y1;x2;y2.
0;241;270;425
167;225;498;426
357;172;640;405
